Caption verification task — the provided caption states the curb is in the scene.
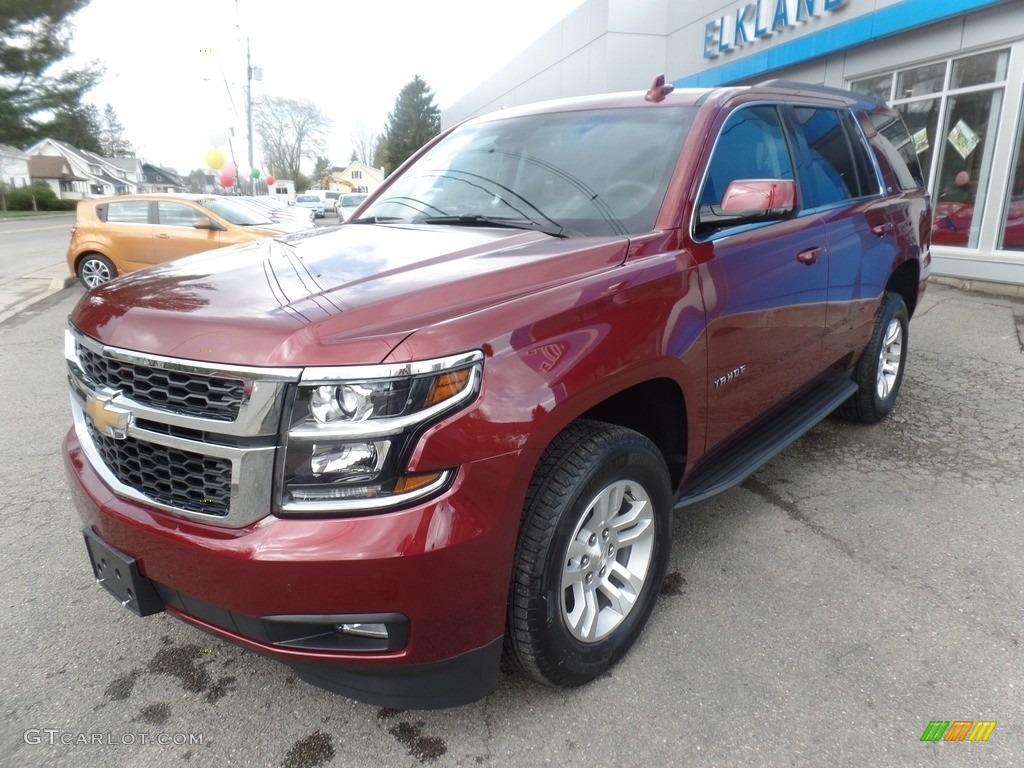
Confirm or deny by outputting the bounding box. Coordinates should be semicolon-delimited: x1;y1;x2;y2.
0;270;79;326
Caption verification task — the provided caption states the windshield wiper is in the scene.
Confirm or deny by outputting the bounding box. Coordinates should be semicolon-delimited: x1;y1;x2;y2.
348;215;404;224
419;215;567;238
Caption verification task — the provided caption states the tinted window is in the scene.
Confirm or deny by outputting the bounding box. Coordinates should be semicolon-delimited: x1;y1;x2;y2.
792;107;863;206
869;112;926;189
106;200;149;224
701;105;795;208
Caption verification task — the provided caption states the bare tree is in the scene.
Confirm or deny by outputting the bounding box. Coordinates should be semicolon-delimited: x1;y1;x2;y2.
253;96;331;181
350;121;380;167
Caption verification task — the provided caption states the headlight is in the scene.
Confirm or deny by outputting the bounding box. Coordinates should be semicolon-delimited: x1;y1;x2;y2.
276;350;483;515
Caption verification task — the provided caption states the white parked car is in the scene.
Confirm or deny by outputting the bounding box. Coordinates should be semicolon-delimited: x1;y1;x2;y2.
337;192;368;222
293;194;325;219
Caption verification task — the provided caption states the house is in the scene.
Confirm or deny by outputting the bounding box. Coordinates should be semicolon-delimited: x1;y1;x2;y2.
27;155;89;199
326;161;384;194
0;144;32;190
24;138;138;198
104;156;145;188
187;170;219;194
141;163;188;193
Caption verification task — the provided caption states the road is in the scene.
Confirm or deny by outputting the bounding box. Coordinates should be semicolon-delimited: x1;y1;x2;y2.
0;253;1022;766
0;214;76;322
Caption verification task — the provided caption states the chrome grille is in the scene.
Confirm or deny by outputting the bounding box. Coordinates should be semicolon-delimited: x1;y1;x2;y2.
88;424;232;516
67;326;301;528
77;343;244;421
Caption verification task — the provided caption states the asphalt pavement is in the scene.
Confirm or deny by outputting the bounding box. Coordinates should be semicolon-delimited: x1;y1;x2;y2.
0;268;1022;767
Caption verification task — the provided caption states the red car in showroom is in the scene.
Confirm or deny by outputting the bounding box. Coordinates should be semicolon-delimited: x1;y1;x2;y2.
64;79;930;708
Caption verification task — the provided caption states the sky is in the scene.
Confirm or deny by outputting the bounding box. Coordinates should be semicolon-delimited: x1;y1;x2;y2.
64;0;586;176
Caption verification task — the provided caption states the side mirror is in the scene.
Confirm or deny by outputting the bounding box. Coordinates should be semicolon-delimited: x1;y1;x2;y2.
721;179;797;213
697;179;797;235
193;217;226;232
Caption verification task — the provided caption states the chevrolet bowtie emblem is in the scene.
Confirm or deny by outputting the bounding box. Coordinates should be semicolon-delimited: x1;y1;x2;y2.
84;393;132;440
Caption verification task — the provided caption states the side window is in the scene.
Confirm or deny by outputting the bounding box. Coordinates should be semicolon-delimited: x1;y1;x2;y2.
840;110;883;197
156;202;204;227
869;112;926;190
106;201;150;224
701;105;795;208
792;107;865;207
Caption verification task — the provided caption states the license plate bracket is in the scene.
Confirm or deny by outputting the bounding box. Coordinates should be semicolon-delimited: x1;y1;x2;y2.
82;528;164;617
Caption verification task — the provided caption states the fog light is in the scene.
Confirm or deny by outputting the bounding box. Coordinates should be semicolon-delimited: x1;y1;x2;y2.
338;622;389;639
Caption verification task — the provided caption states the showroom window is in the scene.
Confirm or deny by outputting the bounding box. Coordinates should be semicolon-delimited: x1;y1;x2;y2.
851;49;1009;249
1002;108;1024;251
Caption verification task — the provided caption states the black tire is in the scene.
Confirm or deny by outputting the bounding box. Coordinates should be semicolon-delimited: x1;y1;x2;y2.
838;291;909;423
505;419;672;687
77;253;117;289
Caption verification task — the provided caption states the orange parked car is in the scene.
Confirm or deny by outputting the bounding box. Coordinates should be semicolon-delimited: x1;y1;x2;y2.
66;193;303;288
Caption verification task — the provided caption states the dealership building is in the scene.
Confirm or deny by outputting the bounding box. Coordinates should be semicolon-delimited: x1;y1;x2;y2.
444;0;1024;288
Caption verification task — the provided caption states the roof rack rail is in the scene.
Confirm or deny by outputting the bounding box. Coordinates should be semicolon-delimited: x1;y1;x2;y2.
757;78;884;106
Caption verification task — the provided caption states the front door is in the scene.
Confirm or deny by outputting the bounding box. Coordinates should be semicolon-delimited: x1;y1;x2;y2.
696;104;829;451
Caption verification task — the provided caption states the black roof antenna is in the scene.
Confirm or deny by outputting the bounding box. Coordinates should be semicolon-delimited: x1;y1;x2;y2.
645;74;674;103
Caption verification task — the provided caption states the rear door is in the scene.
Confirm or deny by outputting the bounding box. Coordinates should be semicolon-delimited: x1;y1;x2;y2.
696;103;829;450
784;105;898;366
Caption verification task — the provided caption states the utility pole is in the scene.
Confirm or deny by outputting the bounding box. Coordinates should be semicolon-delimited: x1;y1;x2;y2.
246;39;262;195
246;38;254;196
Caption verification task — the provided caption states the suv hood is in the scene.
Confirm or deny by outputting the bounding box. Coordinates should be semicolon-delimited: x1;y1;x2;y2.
70;224;630;366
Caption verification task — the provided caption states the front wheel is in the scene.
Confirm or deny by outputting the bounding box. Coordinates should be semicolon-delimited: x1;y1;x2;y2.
839;291;909;423
505;420;672;687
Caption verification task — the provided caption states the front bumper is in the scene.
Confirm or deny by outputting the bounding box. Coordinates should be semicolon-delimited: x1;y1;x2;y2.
65;427;526;709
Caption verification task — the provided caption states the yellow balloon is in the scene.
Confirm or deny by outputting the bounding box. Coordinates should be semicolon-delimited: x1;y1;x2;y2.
205;147;224;170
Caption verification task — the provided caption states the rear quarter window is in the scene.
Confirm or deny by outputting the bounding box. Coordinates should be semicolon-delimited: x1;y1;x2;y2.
106;200;150;224
868;111;926;190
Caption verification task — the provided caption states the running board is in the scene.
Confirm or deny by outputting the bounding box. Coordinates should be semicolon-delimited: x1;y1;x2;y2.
674;377;858;509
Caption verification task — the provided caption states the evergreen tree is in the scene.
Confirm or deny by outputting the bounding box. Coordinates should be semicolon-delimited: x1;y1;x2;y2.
99;103;133;156
0;1;102;147
312;155;331;185
42;102;102;153
378;76;440;174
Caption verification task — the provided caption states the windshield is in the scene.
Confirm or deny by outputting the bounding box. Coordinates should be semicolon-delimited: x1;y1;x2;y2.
200;197;273;226
362;107;696;236
296;195;319;203
341;193;367;207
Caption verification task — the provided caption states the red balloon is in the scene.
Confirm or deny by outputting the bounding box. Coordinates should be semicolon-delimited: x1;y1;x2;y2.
221;160;237;177
265;175;276;186
219;172;234;187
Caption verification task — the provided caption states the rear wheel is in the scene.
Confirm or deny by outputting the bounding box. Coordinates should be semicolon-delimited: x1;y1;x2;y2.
505;420;672;687
839;291;909;423
77;253;116;289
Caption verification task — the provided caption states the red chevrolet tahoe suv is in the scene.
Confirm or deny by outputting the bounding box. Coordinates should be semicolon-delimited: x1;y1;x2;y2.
64;80;930;709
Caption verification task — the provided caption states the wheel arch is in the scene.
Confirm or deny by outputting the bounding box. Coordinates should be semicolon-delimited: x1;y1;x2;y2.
73;248;113;273
578;377;687;490
886;259;920;317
